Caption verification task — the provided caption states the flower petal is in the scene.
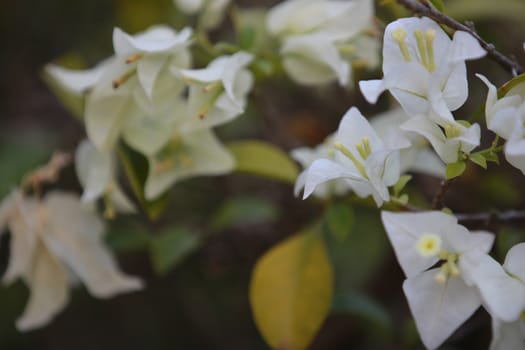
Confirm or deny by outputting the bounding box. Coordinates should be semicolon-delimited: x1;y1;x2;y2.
504;242;525;281
448;30;486;63
403;270;481;350
505;136;525;175
461;253;525;322
381;211;451;277
41;192;143;298
3;196;38;284
302;158;361;199
281;34;350;86
75;139;112;203
16;245;70;331
359;79;386;105
490;318;525;350
145;129;235;200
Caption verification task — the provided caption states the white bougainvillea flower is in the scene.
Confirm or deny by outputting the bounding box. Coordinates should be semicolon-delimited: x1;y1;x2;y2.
81;25;192;151
462;248;525;323
267;0;373;41
478;74;525;174
359;17;485;119
301;107;401;206
174;0;231;29
46;25;192;152
179;51;254;124
477;243;525;350
267;0;375;86
381;211;494;349
0;190;143;331
279;33;351;86
144;128;235;200
401;113;480;164
291;135;353;199
112;25;192;99
75;139;136;217
370;108;445;177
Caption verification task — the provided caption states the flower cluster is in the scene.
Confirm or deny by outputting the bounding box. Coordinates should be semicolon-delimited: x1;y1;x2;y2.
292;14;525;349
47;26;254;204
479;73;525;174
3;1;525;348
382;211;525;350
360;17;486;164
267;0;378;86
0;189;142;331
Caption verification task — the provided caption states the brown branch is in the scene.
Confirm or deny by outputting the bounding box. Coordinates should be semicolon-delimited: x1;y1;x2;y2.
456;210;525;225
431;177;457;209
396;0;523;76
394;199;525;227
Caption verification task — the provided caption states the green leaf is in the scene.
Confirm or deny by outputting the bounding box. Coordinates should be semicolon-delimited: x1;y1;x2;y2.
106;221;151;253
332;291;391;336
393;175;412;197
498;73;525;98
323;202;353;243
395;194;409;206
250;231;333;350
211;195;278;231
238;26;256;51
456;120;471;128
227;140;299;184
118;144;170;221
0;136;52;197
252;58;277;78
441;207;453;216
149;227;200;275
445;160;466;179
469;153;487;169
428;0;445;12
484;152;500;164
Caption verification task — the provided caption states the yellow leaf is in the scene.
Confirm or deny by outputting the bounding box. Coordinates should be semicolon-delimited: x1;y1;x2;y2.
227;140;299;184
250;231;333;350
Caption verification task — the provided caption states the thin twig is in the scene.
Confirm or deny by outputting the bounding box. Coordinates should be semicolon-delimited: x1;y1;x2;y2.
396;0;523;76
431;177;457;209
456;210;525;224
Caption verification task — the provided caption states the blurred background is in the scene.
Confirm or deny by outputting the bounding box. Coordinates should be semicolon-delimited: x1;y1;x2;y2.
1;0;525;349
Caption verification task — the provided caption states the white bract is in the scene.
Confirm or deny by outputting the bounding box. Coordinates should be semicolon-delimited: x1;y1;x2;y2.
478;74;525;174
174;0;231;29
301;107;401;206
266;0;375;86
179;51;254;126
266;0;372;40
381;211;494;349
144;128;235;200
474;243;525;350
44;60;109;117
401;113;480;163
359;17;485;120
0;190;143;331
46;25;193;152
291;135;352;199
370;108;445;177
75;139;136;217
490;318;525;350
86;26;192;151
